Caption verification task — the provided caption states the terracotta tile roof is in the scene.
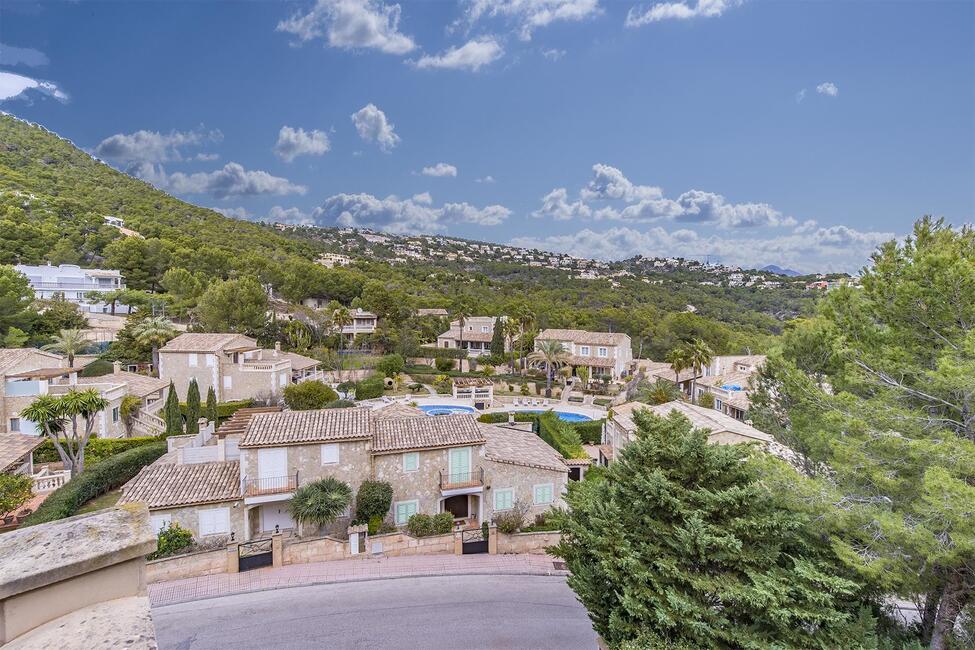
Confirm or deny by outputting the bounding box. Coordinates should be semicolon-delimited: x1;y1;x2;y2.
566;354;615;368
481;424;568;473
280;351;321;371
240;409;374;447
0;434;45;473
77;371;167;398
437;327;494;343
0;348;63;374
118;460;240;508
160;333;255;353
536;329;630;347
696;371;754;390
452;377;493;387
373;414;485;453
611;400;771;444
215;406;283;437
373;403;426;419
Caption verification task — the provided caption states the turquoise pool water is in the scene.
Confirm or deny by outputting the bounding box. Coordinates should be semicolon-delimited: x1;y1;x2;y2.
417;405;593;422
520;410;593;422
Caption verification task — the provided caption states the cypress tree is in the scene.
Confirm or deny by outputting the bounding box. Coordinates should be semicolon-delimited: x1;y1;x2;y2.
489;319;505;357
185;378;200;436
163;380;183;435
205;386;218;424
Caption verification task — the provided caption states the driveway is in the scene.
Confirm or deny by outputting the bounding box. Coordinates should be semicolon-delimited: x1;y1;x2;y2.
153;574;597;650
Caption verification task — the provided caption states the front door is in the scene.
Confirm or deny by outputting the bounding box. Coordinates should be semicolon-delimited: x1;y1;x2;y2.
261;504;295;533
257;448;288;491
443;495;469;519
448;447;471;484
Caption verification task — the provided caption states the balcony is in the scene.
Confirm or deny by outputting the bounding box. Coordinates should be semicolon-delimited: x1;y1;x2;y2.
243;472;298;498
238;359;290;372
439;467;484;491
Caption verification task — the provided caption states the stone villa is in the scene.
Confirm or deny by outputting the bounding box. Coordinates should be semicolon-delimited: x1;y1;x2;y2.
534;329;633;381
436;316;509;358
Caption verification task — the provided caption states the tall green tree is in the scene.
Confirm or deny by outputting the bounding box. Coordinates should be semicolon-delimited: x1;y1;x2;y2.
163;380;183;435
41;328;89;366
0;265;35;336
552;410;877;649
194;275;268;334
751;218;975;649
686;338;713;404
489;317;505;357
21;389;110;477
205;385;218;424
528;339;570;397
185;378;201;436
130;316;177;376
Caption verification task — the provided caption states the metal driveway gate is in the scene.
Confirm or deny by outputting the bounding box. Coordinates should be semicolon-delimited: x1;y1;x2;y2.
462;528;488;554
239;538;273;571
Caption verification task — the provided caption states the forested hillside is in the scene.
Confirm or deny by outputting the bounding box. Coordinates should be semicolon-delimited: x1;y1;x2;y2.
0;114;813;358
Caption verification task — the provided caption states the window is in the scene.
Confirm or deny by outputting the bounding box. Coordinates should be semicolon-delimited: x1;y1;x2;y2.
112;407;120;423
597;347;608;358
533;483;554;505
9;418;20;433
579;346;590;356
188;353;198;367
223;376;232;389
321;444;340;465
394;500;419;525
206;355;215;367
494;488;514;511
714;399;723;411
150;513;172;533
481;326;489;333
198;507;231;536
402;452;419;472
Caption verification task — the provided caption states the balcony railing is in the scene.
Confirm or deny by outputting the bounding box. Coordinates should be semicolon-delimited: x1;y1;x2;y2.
239;359;291;372
439;467;484;490
244;472;299;497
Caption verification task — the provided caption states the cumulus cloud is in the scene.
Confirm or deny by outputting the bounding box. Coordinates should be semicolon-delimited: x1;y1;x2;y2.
267;205;313;224
625;0;741;27
134;162;306;198
276;0;415;54
0;71;68;103
541;48;566;61
511;223;894;273
94;127;221;164
0;43;49;67
460;0;602;41
211;207;252;219
535;164;798;229
412;192;433;204
310;192;510;234
414;37;504;71
421;162;458;177
816;81;838;97
273;126;331;162
351;103;400;152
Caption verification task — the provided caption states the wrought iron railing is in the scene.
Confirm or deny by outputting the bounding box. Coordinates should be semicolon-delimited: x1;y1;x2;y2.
243;472;298;497
439;467;484;489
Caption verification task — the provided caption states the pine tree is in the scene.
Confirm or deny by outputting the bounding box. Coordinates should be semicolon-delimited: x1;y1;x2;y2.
163;380;183;436
185;378;200;436
205;386;218;425
552;410;877;649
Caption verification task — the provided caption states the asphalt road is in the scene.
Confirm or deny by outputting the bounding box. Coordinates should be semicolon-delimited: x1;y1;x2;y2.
153;574;598;650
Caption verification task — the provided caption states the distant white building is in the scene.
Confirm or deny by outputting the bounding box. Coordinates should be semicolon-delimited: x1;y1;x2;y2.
14;263;129;314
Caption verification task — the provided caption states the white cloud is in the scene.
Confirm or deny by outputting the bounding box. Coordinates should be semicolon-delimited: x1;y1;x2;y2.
795;88;806;103
351;103;400;152
94;128;221;164
625;0;740;27
421;162;458;177
816;82;838;97
276;0;416;54
267;205;313;224
511;223;895;273
414;37;504;72
0;43;49;67
461;0;602;41
195;153;220;161
0;71;68;103
311;192;510;234
135;162;306;198
211;207;252;219
532;188;592;220
541;48;566;61
273;126;331;162
580;163;663;202
475;175;496;183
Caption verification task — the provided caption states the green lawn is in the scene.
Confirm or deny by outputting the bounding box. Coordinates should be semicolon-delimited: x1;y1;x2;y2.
76;489;122;514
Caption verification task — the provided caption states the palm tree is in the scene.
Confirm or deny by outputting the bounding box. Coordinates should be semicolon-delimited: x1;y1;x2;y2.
687;339;714;405
502;317;520;372
665;346;690;395
332;306;352;371
639;379;682;405
42;329;89;367
450;301;471;371
289;477;353;535
131;317;177;377
512;306;534;372
22;389;109;476
528;339;570;397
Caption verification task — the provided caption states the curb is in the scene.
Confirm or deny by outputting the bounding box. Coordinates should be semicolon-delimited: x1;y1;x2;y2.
150;569;570;608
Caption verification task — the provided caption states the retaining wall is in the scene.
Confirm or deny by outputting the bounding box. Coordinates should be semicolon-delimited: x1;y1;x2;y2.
497;530;561;554
146;547;227;583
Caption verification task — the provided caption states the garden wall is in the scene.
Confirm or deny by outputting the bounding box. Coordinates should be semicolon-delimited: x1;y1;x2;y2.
367;531;455;556
282;535;349;565
497;530;561;555
145;547;227;583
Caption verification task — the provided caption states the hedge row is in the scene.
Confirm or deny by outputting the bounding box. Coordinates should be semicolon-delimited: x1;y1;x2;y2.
572;419;605;445
414;348;469;360
477;412;539;424
536;412;588;460
33;435;162;465
21;441;168;527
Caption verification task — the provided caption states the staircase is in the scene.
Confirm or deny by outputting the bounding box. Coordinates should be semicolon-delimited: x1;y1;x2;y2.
132;411;166;437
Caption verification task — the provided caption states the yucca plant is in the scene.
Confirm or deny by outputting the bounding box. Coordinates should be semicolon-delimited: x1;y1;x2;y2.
289;477;352;533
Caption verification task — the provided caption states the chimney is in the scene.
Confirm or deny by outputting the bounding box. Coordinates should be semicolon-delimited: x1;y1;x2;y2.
274;341;281;356
113;361;122;375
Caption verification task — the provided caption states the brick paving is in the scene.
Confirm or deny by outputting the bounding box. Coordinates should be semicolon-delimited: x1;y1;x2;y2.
148;553;566;607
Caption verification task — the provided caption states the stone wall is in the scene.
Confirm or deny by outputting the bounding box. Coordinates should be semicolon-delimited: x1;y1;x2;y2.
153;501;244;542
483;459;568;524
145;547;228;583
282;535;349;565
367;531;455;557
496;530;561;555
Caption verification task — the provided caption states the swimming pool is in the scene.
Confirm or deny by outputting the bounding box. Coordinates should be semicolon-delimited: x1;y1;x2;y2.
417;404;477;416
520;410;593;422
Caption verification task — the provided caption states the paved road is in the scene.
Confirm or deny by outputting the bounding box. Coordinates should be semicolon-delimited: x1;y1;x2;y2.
154;574;598;650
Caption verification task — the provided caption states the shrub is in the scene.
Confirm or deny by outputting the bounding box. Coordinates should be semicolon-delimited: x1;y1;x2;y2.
355;480;393;523
0;473;33;515
354;376;385;400
79;359;114;377
433;512;454;534
493;500;530;534
289;477;353;529
284;380;338;410
523;512;560;532
367;514;383;535
520;382;530;396
477;411;538;424
406;512;452;537
467;357;478;372
149;523;194;560
325;399;356;409
33;435;161;465
572;419;605;445
697;392;715;409
22;442;168;526
376;354;406;377
537;412;587;460
435;357;455;372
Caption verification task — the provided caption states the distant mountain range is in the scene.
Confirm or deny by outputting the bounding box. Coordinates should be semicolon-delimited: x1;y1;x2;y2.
760;265;802;277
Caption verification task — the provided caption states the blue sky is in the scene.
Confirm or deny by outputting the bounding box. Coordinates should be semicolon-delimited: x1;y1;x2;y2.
1;0;972;272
